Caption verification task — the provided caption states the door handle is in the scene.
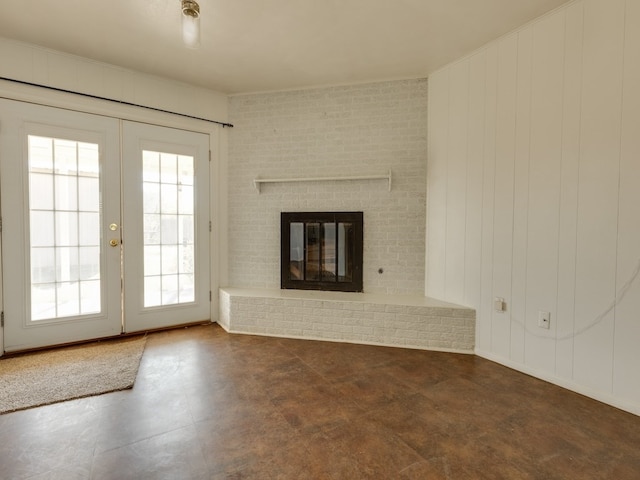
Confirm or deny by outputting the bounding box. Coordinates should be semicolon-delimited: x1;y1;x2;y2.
109;239;119;247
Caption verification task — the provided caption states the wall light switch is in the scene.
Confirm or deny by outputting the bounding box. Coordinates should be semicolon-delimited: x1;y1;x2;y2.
494;297;506;312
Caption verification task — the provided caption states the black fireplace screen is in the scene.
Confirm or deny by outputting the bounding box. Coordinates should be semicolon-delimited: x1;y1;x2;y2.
281;212;363;292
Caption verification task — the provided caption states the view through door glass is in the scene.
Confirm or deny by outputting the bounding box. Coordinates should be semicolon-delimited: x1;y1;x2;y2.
29;135;102;320
142;149;196;307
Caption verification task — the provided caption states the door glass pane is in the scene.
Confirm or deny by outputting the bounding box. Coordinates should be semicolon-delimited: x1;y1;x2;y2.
78;177;100;212
55;247;79;282
178;155;194;185
161;245;179;274
28;135;102;321
31;247;55;283
144;214;161;244
79;246;100;280
54;212;79;246
30;173;53;210
143;150;195;307
30;211;55;247
142;150;160;182
161;184;178;214
144;276;161;308
54;139;78;174
80;280;101;314
54;175;78;210
79;212;100;245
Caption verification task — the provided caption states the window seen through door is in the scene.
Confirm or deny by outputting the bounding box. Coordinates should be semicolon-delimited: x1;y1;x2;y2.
142;150;195;307
28;135;102;320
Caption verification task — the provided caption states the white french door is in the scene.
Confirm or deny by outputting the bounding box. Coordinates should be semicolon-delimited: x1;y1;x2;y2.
0;100;210;352
122;121;210;332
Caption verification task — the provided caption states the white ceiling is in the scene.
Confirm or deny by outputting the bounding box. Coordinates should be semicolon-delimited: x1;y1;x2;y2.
0;0;572;94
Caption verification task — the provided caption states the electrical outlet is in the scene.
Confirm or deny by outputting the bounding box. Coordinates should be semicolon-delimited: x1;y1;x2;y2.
538;311;550;329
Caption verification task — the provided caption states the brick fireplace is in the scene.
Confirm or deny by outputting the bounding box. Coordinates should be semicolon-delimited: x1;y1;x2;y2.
222;79;475;353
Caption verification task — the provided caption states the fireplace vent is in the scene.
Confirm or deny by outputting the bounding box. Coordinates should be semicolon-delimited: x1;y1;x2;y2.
281;212;363;292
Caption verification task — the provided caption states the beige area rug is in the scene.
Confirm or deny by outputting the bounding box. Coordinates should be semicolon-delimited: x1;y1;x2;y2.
0;335;147;414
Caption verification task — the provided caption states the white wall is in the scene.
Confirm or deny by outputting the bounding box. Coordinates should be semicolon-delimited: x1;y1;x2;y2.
0;37;228;122
426;0;640;415
227;79;428;295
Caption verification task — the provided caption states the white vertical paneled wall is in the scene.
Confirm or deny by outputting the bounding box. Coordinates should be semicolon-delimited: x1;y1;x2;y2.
492;34;518;361
555;1;584;382
525;11;565;374
444;61;469;303
426;0;640;415
510;26;532;366
461;53;485;313
573;0;625;396
426;72;449;299
615;0;640;404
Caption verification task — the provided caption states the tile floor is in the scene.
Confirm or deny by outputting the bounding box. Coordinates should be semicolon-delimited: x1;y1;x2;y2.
0;323;639;479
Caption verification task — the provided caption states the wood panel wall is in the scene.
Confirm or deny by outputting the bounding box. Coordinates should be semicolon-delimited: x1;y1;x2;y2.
426;0;640;415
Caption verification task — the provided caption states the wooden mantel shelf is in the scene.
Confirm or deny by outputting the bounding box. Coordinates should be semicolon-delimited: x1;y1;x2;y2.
253;169;392;193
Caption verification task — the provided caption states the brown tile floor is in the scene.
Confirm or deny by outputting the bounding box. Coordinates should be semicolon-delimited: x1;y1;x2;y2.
1;323;639;479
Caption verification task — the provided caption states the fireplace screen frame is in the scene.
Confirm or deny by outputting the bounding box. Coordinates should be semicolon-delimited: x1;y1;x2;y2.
281;211;363;292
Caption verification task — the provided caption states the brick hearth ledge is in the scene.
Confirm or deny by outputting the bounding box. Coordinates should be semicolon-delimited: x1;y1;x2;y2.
219;288;475;353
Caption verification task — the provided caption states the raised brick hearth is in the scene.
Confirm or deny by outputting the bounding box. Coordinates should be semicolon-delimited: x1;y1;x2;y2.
219;288;475;353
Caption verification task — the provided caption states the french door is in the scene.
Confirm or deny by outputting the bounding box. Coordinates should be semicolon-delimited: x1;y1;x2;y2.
0;100;210;352
121;121;210;332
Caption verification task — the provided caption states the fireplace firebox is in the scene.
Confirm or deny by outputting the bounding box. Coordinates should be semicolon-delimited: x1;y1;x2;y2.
281;212;363;292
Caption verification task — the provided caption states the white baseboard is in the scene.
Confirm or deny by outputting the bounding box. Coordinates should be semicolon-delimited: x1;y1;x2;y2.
475;349;640;417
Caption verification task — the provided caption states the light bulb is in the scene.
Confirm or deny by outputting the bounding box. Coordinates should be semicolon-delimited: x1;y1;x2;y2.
182;12;200;48
181;0;200;49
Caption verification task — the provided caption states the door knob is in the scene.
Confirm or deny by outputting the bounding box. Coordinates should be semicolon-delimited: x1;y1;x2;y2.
109;239;119;247
109;223;118;231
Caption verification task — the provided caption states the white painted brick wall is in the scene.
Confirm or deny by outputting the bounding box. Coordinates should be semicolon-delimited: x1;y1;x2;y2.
220;288;475;353
228;79;428;294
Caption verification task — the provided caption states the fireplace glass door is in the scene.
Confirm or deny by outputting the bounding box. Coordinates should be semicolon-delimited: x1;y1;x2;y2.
282;212;362;292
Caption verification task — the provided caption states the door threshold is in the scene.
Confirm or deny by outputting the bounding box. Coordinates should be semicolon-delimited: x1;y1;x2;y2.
1;320;213;358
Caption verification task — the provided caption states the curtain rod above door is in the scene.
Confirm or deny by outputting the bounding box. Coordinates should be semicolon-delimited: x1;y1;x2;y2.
0;76;234;128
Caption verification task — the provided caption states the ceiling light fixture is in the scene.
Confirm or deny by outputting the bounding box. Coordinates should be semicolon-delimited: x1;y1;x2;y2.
181;0;201;49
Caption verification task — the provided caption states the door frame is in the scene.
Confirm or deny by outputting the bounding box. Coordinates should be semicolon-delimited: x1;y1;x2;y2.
0;85;225;355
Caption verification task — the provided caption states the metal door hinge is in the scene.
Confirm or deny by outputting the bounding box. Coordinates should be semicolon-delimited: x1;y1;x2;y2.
0;216;3;232
209;221;212;232
1;311;4;328
209;291;212;302
209;150;212;162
